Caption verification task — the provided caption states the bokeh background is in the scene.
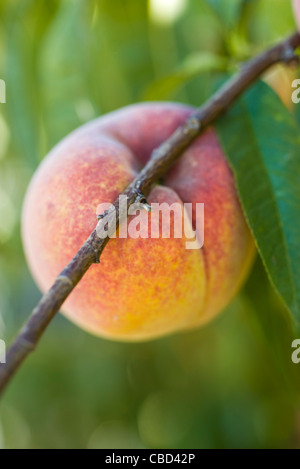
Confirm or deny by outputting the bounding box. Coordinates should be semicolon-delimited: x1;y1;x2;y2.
0;0;300;449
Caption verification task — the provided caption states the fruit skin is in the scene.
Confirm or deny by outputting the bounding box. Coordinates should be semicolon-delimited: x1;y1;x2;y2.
263;64;295;110
22;102;255;341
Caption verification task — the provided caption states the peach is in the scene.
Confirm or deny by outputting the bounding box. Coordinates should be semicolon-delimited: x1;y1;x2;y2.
22;103;255;341
263;64;295;109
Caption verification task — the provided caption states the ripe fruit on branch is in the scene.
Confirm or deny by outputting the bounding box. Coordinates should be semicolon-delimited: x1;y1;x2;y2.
263;64;295;109
22;103;255;341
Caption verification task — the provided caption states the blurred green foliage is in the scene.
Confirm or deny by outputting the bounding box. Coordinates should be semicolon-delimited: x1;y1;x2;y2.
0;0;299;449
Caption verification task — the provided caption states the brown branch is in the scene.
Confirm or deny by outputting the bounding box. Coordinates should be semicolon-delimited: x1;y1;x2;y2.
0;32;300;396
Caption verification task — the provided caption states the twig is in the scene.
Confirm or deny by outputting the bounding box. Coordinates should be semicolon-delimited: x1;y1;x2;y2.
0;32;299;397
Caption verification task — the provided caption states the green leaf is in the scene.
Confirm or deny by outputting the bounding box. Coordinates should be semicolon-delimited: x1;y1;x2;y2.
143;52;228;100
39;0;97;149
3;0;48;167
244;258;300;391
215;81;300;323
205;0;249;27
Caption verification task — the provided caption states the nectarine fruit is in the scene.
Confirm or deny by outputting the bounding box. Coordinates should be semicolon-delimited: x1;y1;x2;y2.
263;64;295;109
22;103;255;341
